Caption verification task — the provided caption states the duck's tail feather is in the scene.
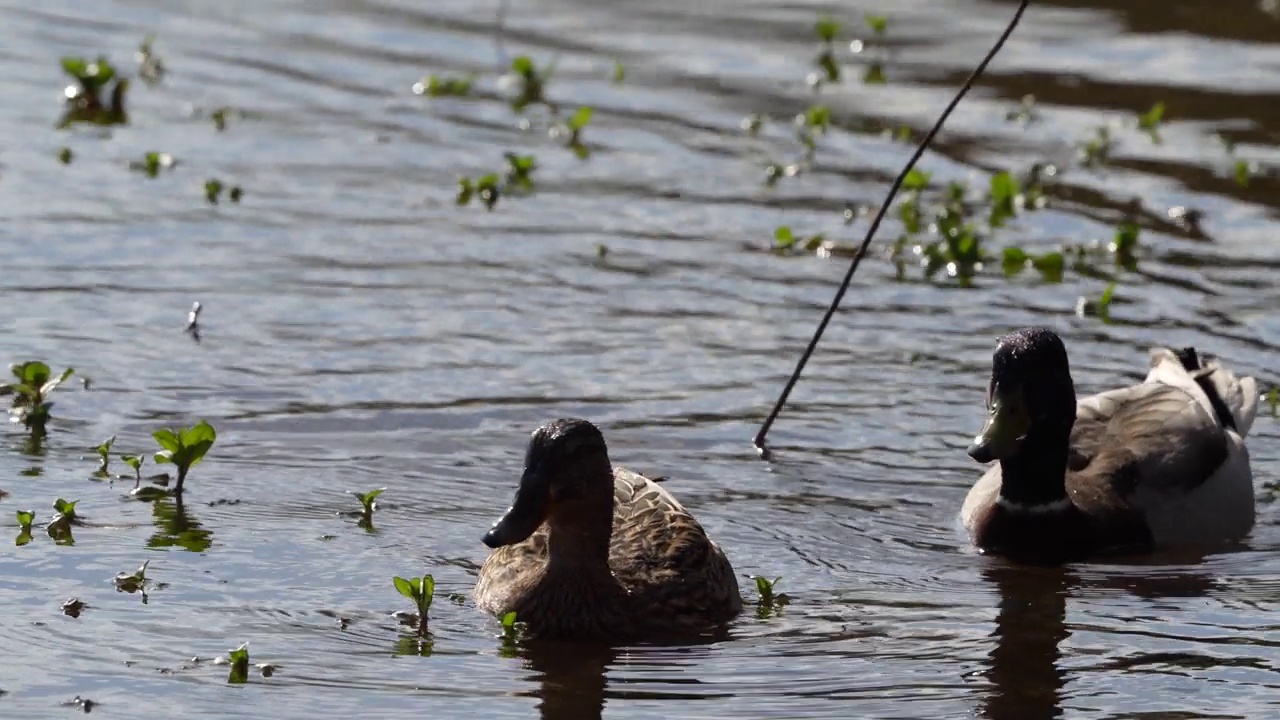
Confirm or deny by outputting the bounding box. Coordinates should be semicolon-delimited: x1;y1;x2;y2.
1148;346;1258;437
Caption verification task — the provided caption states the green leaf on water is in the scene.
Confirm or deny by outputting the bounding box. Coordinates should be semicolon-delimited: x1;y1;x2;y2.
865;13;888;35
1002;247;1028;276
205;179;224;204
352;487;386;514
1234;159;1251;188
815;16;840;43
612;61;625;84
227;643;250;684
902;169;931;192
1138;102;1165;131
1111;222;1140;257
1032;251;1065;283
393;576;416;600
501;611;518;630
457;177;474;205
774;226;796;249
16;510;34;528
568;106;593;132
511;56;535;78
58;147;73;164
54;498;78;517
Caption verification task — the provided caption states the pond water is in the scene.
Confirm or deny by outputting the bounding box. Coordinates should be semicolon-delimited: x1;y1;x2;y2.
1;0;1279;717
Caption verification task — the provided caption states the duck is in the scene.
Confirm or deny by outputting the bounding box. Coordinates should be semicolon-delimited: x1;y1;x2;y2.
473;418;742;641
962;327;1258;562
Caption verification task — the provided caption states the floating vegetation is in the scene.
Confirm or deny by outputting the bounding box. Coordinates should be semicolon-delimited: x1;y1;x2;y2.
114;560;149;595
152;421;217;496
15;510;34;547
204;179;243;204
393;573;435;634
555;106;593;158
812;16;842;85
412;74;474;98
130;151;176;177
795;104;831;157
350;487;385;529
752;575;791;619
147;496;212;552
612;60;625;84
135;34;165;84
122;454;145;483
1001;247;1065;282
93;435;116;478
1077;282;1118;323
1234;159;1255;188
864;13;889;36
209;107;238;131
457;153;538;210
58;147;73;164
1079;125;1113;168
223;643;251;684
46;498;79;544
457;174;501;209
1110;222;1140;270
773;226;827;255
1;361;75;436
1267;387;1278;416
508;55;555;111
1137;101;1164;141
498;611;524;657
58;56;129;127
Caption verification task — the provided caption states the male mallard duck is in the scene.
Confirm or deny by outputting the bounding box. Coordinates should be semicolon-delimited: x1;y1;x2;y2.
962;327;1257;562
474;418;742;641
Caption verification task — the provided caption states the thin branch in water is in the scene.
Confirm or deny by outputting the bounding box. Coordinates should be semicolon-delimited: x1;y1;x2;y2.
752;0;1033;456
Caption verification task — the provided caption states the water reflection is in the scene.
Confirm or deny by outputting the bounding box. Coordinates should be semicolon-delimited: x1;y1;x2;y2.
147;497;212;553
979;562;1071;720
519;640;615;720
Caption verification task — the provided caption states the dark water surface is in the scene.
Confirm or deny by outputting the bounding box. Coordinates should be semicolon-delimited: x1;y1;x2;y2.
2;0;1279;717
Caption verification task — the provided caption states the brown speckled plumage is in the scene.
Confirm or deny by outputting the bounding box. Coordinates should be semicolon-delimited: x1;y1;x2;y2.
474;419;741;641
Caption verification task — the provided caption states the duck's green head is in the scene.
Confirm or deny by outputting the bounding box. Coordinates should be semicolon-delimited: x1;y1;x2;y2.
968;327;1076;463
483;418;612;548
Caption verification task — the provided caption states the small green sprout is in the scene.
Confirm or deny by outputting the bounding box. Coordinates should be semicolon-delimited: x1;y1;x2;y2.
1002;248;1065;282
1080;125;1113;167
565;106;593;156
205;179;223;203
612;60;625;84
1266;387;1278;416
813;17;841;83
210;107;233;131
988;171;1021;227
135;34;165;84
122;454;144;482
15;510;34;547
862;62;886;85
393;573;435;632
510;55;555;111
54;498;79;521
1078;283;1117;323
499;610;523;656
229;186;243;202
596;243;609;258
2;361;75;435
58;147;73;164
504;153;537;190
226;643;250;684
131;151;175;177
457;174;502;209
59;56;129;126
1110;222;1140;269
94;435;116;476
1138;101;1164;138
412;74;474;97
773;226;827;255
865;13;889;35
153;420;217;495
892;125;912;143
46;499;78;544
751;575;791;618
351;487;385;526
1234;159;1253;188
114;560;149;594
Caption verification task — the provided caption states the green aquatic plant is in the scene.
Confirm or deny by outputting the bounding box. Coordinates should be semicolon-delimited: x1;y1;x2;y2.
741;113;764;135
205;179;223;203
15;510;34;547
58;147;73;164
59;55;129;127
1234;159;1253;188
1001;247;1065;282
612;60;625;84
498;611;523;656
226;643;250;684
510;55;555;111
988;171;1021;227
1079;125;1112;168
813;16;842;84
773;226;827;255
563;106;592;158
130;151;175;177
393;573;435;633
114;560;149;594
865;13;889;36
122;454;144;482
210;107;235;131
1110;222;1140;270
46;498;78;544
457;173;502;210
412;73;474;97
1266;387;1278;417
1138;101;1164;140
796;104;831;156
93;435;116;476
1077;282;1117;323
504;153;537;190
153;420;217;495
351;487;385;527
2;361;75;434
136;34;164;84
752;575;791;618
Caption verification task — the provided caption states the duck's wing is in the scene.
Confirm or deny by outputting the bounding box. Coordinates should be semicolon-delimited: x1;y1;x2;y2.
609;468;741;615
473;525;548;615
1069;347;1247;504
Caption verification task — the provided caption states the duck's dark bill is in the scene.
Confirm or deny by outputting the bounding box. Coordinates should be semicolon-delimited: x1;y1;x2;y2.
967;384;1030;463
481;472;549;548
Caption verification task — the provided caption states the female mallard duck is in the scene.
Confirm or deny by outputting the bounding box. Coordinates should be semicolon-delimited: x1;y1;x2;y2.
963;327;1257;562
474;418;742;641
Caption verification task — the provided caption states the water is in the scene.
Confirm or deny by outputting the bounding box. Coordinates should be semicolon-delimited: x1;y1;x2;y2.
1;0;1279;717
